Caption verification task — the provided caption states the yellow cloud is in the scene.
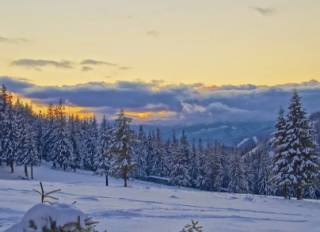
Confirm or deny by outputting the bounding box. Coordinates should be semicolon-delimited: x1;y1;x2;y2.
124;110;176;121
10;92;94;119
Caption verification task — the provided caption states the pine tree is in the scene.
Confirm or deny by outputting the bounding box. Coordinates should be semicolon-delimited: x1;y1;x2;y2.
51;100;73;170
109;110;134;187
42;103;56;162
152;128;166;177
96;116;112;186
82;118;99;171
271;108;291;198
228;150;248;193
189;139;199;188
285;91;318;199
246;143;272;195
133;125;148;178
145;132;155;176
68;116;82;171
16;103;40;179
0;86;18;172
15;100;31;177
169;131;191;187
195;139;207;189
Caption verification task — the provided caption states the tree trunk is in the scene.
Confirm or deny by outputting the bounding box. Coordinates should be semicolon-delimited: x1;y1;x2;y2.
10;161;14;173
24;165;29;178
105;173;109;186
123;171;128;187
31;165;34;179
296;185;304;200
283;185;289;199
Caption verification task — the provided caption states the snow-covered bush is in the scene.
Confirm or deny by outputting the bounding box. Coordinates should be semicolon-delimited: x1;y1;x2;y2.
180;220;203;232
5;203;99;232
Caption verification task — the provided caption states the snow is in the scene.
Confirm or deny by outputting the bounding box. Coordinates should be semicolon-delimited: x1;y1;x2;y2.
236;138;249;148
1;165;320;232
6;203;88;232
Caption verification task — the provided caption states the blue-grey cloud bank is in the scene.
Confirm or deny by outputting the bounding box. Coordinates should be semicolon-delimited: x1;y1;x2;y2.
1;76;320;125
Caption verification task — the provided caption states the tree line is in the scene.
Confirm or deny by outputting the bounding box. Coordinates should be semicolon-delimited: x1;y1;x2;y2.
0;85;319;200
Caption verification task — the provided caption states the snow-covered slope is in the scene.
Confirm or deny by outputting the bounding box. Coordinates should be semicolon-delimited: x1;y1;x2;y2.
1;165;320;232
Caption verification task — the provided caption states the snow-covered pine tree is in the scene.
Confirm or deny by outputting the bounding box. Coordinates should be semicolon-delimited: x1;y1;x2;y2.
51;100;73;170
16;102;40;179
285;91;318;200
34;112;45;163
213;143;228;192
151;128;166;177
195;138;207;189
42;103;57;162
162;138;173;177
271;108;291;198
189;139;199;188
132;125;148;178
0;85;18;172
199;142;220;191
169;130;191;187
245;143;272;195
109;110;134;187
0;84;7;166
82;117;99;171
144;132;155;176
68;116;82;171
15;99;30;177
25;106;40;180
214;145;230;192
96;115;112;186
228;149;248;193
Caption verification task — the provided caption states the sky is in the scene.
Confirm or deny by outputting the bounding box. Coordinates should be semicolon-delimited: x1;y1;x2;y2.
1;1;320;123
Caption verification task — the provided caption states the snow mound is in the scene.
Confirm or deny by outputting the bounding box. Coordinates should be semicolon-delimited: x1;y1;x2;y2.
6;203;89;232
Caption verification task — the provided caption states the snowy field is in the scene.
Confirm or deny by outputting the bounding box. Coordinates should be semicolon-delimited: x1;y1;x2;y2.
1;166;320;232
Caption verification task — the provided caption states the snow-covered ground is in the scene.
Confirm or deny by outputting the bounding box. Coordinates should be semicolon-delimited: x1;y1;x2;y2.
1;165;320;232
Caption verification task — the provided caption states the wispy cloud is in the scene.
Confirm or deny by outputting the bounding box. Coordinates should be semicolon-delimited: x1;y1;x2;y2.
252;7;275;16
0;36;29;44
146;30;160;38
118;66;131;71
81;66;93;72
81;59;117;66
11;59;73;71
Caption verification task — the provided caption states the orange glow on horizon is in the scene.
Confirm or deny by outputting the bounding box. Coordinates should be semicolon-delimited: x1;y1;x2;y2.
124;110;176;121
9;92;94;119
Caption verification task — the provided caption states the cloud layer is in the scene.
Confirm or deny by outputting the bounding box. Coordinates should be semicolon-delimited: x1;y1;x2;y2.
0;36;29;44
252;7;276;16
1;76;320;125
11;58;129;73
11;59;73;71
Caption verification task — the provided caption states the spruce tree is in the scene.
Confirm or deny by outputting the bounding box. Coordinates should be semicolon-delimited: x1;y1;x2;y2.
228;149;248;193
285;91;318;199
51;100;73;170
169;131;191;187
133;125;148;178
96;116;112;186
271;108;291;198
68;116;82;171
109;110;134;187
0;86;18;172
82;118;99;171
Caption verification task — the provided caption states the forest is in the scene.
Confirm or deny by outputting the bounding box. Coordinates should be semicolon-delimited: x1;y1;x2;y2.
0;85;319;200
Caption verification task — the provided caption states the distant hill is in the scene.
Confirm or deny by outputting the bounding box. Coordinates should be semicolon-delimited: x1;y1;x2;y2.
137;121;274;146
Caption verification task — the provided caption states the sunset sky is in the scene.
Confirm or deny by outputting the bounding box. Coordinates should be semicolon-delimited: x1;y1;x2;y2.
1;1;320;123
1;0;320;87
